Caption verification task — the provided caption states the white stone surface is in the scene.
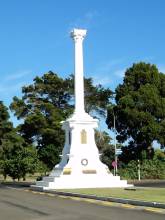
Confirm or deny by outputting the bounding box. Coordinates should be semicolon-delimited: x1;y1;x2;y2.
70;29;86;115
33;29;131;190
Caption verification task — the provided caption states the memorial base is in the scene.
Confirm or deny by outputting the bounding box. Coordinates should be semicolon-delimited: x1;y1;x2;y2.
32;113;131;190
32;173;130;190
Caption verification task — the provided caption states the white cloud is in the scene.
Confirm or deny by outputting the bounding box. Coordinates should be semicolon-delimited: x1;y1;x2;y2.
68;10;99;31
91;59;125;86
4;70;32;81
141;56;155;62
0;70;32;100
113;68;125;78
0;82;24;93
93;76;112;86
159;66;165;73
95;58;124;74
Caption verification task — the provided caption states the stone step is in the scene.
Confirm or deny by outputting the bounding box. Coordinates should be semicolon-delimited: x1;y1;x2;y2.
43;176;55;182
36;181;50;187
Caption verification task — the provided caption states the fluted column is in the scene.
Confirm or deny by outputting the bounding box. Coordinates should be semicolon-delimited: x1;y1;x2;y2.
70;29;87;116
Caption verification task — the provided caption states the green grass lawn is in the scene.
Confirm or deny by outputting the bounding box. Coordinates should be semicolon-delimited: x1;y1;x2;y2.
59;188;165;203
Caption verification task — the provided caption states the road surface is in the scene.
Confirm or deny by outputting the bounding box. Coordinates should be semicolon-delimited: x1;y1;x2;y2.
0;184;164;220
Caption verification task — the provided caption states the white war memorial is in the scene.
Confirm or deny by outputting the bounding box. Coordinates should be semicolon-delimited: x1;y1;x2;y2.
33;29;130;189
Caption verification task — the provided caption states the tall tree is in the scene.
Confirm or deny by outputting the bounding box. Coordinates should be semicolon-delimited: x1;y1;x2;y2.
106;62;165;163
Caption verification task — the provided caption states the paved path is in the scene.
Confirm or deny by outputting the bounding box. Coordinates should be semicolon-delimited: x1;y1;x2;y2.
0;184;164;220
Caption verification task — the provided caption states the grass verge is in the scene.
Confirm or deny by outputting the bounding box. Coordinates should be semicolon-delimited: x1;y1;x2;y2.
58;188;165;203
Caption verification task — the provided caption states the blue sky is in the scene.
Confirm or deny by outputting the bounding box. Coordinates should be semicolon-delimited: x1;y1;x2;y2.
0;0;165;129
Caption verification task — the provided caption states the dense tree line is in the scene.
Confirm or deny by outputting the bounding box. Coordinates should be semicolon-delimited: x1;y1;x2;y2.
0;62;165;180
120;149;165;180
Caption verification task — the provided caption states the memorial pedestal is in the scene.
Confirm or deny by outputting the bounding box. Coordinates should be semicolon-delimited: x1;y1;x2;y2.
32;113;131;189
32;29;131;190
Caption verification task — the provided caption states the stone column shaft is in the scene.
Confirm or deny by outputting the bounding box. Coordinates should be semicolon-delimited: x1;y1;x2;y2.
71;29;87;115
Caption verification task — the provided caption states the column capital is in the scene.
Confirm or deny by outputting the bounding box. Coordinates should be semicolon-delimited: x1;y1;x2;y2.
70;29;87;41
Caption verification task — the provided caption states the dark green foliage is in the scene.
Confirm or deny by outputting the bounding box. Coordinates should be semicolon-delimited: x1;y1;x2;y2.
84;78;112;117
0;131;39;180
141;159;165;179
154;149;165;161
38;144;60;170
66;75;113;117
10;72;71;170
119;160;138;180
120;150;165;180
106;63;165;162
0;101;13;144
0;102;39;180
0;145;39;181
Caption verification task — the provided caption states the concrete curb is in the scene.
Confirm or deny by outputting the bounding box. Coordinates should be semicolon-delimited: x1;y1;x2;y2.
31;187;165;209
